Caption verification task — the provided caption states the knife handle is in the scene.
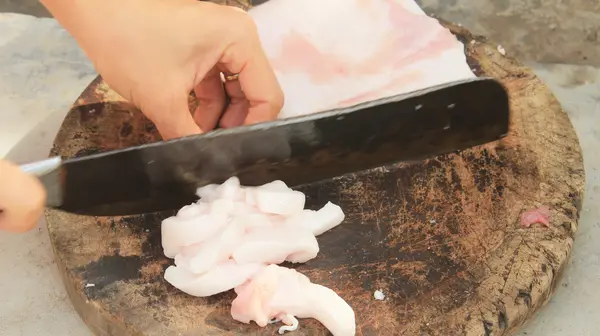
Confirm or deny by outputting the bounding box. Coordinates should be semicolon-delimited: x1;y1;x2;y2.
19;157;63;208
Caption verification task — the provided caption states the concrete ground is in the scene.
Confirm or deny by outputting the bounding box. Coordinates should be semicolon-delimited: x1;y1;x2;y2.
0;0;598;335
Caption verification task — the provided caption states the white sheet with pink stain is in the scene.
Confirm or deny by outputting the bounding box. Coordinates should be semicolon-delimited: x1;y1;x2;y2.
250;0;475;119
163;0;478;334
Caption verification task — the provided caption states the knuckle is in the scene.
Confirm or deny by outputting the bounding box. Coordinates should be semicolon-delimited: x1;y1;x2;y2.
217;8;260;67
274;90;285;109
269;89;285;116
224;6;258;37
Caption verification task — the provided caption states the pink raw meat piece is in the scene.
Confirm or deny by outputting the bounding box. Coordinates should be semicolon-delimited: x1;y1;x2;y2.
248;0;475;119
231;264;355;336
520;207;551;228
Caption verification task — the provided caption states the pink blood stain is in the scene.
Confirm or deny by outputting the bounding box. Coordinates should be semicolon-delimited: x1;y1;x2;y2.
520;207;551;228
335;70;421;107
269;0;457;86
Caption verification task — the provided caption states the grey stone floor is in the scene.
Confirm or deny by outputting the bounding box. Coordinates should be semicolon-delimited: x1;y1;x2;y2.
0;0;50;18
0;1;598;336
416;0;600;66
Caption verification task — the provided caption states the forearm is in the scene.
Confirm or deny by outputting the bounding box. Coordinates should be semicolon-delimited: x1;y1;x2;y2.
40;0;106;36
39;0;200;56
39;0;136;54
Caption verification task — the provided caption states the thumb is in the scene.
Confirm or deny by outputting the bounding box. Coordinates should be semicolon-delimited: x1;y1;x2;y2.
142;91;202;141
0;160;46;233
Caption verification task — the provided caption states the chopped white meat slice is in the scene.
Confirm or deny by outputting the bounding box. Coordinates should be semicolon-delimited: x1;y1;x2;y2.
161;213;228;258
174;218;246;274
198;177;245;203
176;202;207;219
284;202;345;236
232;226;319;264
284;209;318;227
245;189;257;206
231;265;355;336
252;188;306;216
259;180;290;191
216;177;244;201
241;180;304;216
310;202;346;236
241;180;292;207
237;213;276;231
210;198;236;214
164;260;264;297
173;243;204;269
196;184;219;202
262;214;287;227
231;202;260;216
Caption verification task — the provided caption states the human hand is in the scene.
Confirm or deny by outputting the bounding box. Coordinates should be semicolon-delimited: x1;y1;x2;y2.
42;0;284;140
0;160;46;233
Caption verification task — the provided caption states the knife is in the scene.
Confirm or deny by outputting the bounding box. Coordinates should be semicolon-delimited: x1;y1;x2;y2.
21;77;510;217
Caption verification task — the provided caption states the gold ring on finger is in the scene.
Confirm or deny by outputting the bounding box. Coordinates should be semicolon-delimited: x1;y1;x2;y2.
222;72;240;82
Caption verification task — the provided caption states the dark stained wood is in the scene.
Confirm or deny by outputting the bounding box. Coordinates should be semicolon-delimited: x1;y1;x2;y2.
45;2;585;335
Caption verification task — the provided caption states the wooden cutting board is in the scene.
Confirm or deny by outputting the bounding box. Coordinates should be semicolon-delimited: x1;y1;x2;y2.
44;3;585;336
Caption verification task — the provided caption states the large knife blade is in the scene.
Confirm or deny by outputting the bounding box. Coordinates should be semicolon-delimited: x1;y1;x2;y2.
22;77;510;216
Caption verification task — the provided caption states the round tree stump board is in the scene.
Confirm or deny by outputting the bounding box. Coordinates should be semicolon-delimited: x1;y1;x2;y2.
45;6;585;336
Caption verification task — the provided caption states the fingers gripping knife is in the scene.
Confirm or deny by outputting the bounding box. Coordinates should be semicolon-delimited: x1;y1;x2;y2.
19;77;510;217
